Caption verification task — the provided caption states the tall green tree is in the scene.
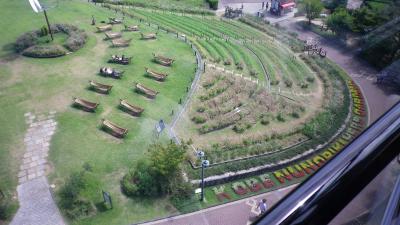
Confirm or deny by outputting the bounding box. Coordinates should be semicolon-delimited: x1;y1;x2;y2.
300;0;324;24
121;142;190;197
326;8;354;34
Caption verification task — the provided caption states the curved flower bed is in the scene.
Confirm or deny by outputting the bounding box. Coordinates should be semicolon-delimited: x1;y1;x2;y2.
15;24;87;58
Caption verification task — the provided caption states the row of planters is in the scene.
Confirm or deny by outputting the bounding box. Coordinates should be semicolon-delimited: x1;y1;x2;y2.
15;24;87;58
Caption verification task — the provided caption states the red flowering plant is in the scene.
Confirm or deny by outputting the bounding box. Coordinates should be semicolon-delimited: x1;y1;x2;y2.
245;178;262;192
259;174;275;189
212;185;231;202
232;182;248;195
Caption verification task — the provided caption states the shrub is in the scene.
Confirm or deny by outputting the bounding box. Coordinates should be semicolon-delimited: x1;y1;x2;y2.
15;31;39;52
65;33;87;51
233;123;247;133
207;0;219;10
15;24;86;57
196;106;206;113
250;70;258;77
271;80;280;85
22;45;66;58
300;82;309;88
306;76;315;83
277;113;285;122
284;79;293;88
236;62;244;70
291;112;300;118
59;171;96;219
121;172;139;196
0;199;12;220
121;160;161;197
40;26;48;37
192;115;207;124
261;118;270;125
64;197;96;219
121;143;188;198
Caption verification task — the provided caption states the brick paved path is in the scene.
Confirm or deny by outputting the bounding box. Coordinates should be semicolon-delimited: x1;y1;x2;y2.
11;112;65;225
140;185;296;225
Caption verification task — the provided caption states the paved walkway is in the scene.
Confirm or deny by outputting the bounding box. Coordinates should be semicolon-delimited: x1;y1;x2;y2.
11;112;65;225
140;185;296;225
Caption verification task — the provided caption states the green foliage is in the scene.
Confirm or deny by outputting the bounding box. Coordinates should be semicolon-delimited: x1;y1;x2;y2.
15;31;39;52
0;198;14;220
300;82;309;88
197;106;206;113
121;160;161;197
302;110;334;138
207;0;219;10
192;115;207;124
284;79;293;87
277;113;285;122
149;143;187;178
299;0;323;24
15;24;86;57
352;5;390;33
306;76;315;83
224;59;232;65
291;112;300;118
22;45;66;58
233;123;246;133
40;26;49;37
59;171;96;219
323;0;346;11
250;69;258;77
121;143;189;198
326;8;354;34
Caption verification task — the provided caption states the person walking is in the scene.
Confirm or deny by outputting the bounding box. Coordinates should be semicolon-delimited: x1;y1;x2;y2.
258;199;268;216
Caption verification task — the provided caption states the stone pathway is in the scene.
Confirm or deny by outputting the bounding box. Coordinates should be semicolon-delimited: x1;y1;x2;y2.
11;112;65;225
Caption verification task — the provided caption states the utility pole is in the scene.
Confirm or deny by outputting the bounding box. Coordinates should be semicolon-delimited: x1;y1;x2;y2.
43;10;53;41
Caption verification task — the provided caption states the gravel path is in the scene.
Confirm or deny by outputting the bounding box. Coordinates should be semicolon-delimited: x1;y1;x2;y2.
11;112;65;225
167;38;204;144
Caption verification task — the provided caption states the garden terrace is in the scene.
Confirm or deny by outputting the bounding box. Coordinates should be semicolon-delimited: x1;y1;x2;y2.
176;62;325;166
180;54;352;182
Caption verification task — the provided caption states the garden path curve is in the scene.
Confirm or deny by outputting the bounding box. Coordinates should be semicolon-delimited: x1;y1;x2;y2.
10;112;65;225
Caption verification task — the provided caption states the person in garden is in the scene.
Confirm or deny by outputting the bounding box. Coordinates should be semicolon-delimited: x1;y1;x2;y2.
258;198;268;215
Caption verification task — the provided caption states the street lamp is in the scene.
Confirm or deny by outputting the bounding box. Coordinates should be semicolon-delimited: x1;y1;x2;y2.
197;150;209;201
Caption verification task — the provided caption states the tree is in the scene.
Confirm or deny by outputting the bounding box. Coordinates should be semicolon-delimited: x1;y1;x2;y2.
300;0;323;24
121;143;189;197
326;8;354;35
148;143;186;178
